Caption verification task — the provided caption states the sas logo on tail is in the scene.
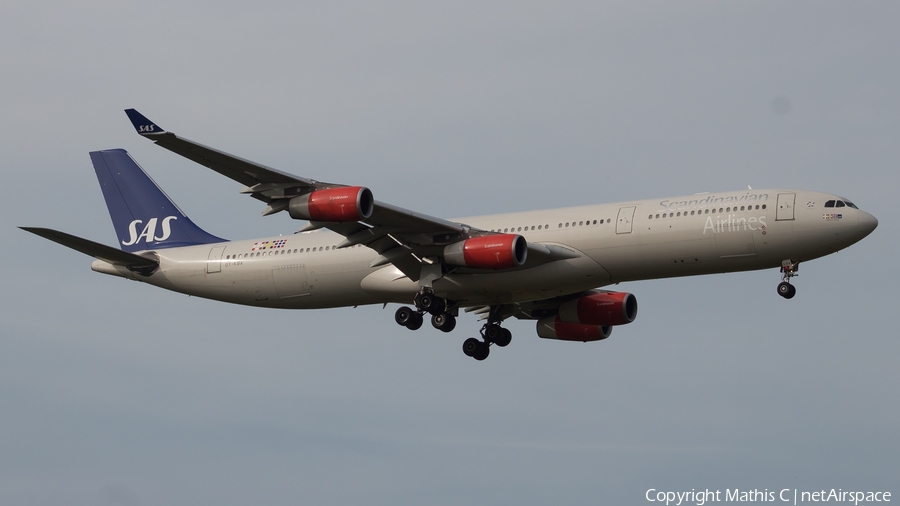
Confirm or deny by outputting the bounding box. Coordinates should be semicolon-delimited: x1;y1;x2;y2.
123;216;177;246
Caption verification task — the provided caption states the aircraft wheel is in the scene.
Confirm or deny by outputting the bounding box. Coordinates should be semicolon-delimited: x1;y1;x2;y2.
415;292;446;315
462;338;481;357
777;282;796;299
406;312;424;330
395;306;416;327
484;324;503;343
472;342;490;361
431;313;456;333
494;328;512;347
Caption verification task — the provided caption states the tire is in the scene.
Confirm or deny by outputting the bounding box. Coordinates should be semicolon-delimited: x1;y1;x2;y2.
777;282;796;299
494;328;512;347
394;306;415;326
472;343;490;361
484;324;503;343
431;313;456;333
462;337;481;357
407;312;423;330
416;293;446;315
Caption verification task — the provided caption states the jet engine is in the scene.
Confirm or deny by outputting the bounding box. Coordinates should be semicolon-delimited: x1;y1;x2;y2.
536;316;613;342
557;291;637;326
443;234;527;270
288;186;374;222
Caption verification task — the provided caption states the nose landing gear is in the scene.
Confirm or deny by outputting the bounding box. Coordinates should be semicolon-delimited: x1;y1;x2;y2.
777;260;799;299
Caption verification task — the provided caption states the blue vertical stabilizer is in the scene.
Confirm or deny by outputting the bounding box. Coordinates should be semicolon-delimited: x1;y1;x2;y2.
90;149;225;252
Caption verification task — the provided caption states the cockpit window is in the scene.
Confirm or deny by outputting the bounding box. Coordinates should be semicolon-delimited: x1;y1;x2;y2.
835;201;845;208
825;200;835;208
845;201;858;209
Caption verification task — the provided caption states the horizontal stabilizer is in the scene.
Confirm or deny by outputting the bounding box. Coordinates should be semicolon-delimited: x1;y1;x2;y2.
20;227;158;274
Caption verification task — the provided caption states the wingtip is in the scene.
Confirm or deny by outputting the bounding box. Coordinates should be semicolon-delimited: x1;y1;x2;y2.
124;108;165;136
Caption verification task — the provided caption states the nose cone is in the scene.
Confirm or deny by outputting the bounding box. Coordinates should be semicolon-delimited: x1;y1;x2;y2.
859;211;878;235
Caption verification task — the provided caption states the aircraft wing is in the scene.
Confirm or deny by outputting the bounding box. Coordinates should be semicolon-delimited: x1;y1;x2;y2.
125;109;572;280
125;109;309;190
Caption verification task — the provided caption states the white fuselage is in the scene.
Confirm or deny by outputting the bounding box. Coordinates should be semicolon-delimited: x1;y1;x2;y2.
91;189;877;309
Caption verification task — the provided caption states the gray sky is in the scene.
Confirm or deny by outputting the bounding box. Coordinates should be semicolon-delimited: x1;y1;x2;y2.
2;2;897;505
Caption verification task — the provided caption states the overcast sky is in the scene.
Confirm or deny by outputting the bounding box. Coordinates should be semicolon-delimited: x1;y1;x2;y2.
2;2;897;505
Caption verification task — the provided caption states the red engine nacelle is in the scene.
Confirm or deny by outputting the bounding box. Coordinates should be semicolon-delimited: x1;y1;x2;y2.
443;234;527;270
536;316;613;342
557;291;638;326
288;186;374;222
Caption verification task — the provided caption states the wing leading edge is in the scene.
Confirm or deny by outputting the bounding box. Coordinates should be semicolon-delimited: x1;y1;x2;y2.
124;109;575;281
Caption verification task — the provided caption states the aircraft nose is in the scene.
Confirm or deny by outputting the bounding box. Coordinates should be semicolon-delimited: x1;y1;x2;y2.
858;211;878;235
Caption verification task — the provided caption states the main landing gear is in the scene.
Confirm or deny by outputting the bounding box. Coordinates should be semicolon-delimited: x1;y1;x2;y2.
461;322;512;361
394;290;456;333
394;290;511;361
777;260;799;299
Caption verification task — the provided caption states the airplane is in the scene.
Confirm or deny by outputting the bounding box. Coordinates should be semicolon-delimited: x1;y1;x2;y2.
21;109;878;361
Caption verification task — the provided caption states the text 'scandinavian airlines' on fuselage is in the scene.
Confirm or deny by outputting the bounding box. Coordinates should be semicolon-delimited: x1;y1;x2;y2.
22;110;878;360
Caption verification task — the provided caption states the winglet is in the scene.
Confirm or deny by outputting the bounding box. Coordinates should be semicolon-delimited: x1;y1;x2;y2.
124;108;165;136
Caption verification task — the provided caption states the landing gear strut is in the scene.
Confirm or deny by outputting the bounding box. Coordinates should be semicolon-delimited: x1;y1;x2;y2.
777;260;799;299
